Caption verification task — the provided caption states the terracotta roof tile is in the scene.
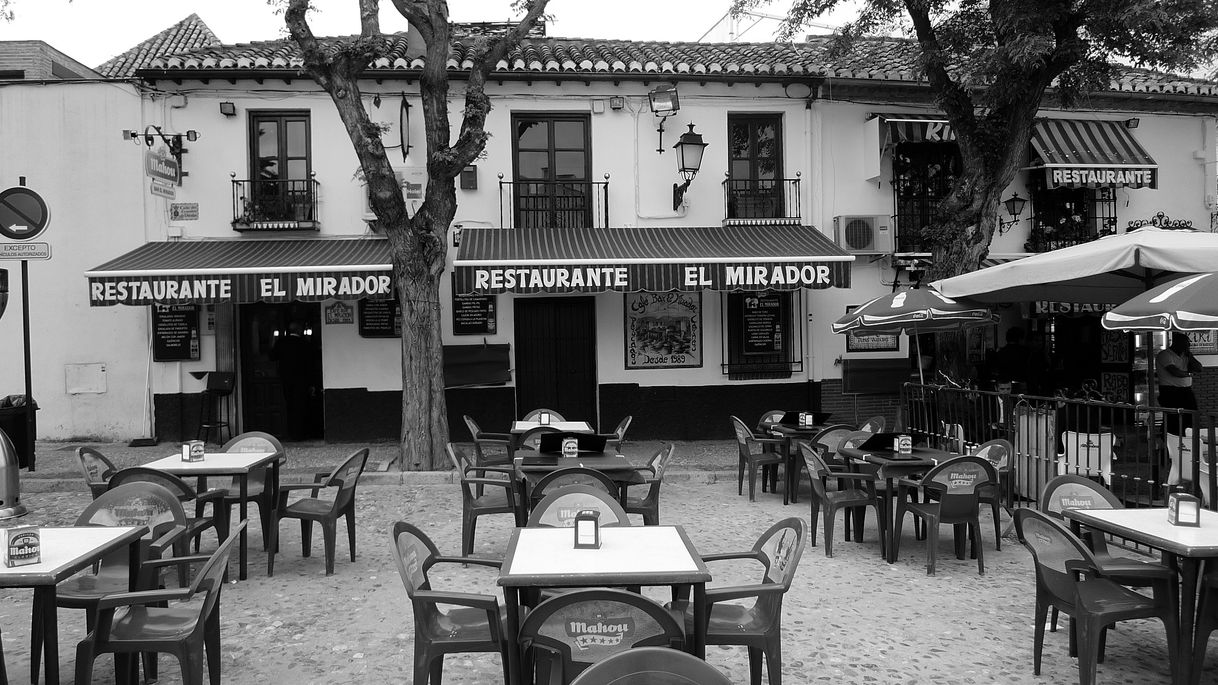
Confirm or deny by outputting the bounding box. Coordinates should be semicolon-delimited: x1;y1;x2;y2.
96;13;221;78
139;32;1218;97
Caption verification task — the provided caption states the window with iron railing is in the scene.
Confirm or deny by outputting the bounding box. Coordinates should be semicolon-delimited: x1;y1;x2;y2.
721;290;803;380
233;111;317;231
891;141;960;253
722;177;801;223
510;113;595;228
1026;182;1117;252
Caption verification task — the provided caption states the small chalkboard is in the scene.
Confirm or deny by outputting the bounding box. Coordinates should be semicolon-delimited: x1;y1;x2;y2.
358;299;401;338
742;292;783;355
152;304;201;362
453;294;496;335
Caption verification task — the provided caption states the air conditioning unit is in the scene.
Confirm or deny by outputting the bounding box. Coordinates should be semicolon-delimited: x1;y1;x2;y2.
833;215;892;254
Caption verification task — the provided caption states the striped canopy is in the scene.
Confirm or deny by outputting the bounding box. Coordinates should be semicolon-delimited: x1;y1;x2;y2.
1102;272;1218;331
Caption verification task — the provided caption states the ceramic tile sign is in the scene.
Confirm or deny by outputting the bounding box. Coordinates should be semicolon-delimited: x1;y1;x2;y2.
624;291;701;369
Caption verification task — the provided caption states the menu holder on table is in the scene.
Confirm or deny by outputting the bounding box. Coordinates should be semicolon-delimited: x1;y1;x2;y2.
4;525;40;567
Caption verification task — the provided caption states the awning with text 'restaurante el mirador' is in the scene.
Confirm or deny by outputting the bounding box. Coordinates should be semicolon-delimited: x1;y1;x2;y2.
86;237;394;306
451;225;853;295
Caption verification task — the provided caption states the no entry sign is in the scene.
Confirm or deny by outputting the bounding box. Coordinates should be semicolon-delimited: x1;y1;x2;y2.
0;187;50;241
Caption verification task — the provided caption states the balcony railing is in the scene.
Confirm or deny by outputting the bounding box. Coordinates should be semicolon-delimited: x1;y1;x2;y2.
499;179;609;229
1024;219;1113;253
231;178;320;231
722;178;801;224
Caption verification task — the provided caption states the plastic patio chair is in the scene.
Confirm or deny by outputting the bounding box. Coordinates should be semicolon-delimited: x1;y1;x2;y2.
463;414;513;466
390;521;511;685
518;589;685;685
522;408;567;423
972;438;1013;549
1193;568;1218;682
73;520;246;685
446;443;523;556
858;415;886;433
1058;431;1116;486
598;415;633;451
730;415;785;502
107;467;229;555
567;646;732;685
893;456;997;575
800;442;881;558
527;466;619;512
268;447;369;576
1013;509;1179;685
624;444;676;526
32;482;192;685
673;517;807;685
527;484;631;528
218;431;286;550
76;446;119;499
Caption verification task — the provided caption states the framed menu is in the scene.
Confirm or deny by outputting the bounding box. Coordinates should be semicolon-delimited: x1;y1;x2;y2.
742;292;783;355
452;294;497;335
358;299;402;338
152;304;201;362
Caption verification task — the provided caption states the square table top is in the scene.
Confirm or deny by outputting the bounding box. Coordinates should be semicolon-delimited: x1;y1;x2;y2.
499;525;710;587
839;445;943;470
1063;507;1218;558
514;454;640;473
511;420;593;434
144;451;280;475
0;526;147;586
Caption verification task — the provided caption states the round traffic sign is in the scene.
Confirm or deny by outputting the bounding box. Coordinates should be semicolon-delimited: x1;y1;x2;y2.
0;187;50;241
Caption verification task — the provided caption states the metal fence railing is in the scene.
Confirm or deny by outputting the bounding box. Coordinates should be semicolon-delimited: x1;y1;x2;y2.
899;383;1218;512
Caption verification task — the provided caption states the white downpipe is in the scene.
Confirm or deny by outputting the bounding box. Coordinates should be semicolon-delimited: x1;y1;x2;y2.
804;98;818;382
631;103;687;220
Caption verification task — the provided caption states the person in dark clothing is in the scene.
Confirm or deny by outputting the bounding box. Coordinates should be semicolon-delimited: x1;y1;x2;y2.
1158;332;1204;433
273;321;316;441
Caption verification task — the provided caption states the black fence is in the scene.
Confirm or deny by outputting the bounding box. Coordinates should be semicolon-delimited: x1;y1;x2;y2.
499;179;609;229
231;178;320;230
900;383;1218;511
722;178;801;222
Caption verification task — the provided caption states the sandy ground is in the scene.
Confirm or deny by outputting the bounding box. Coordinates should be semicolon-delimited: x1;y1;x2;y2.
0;439;1207;684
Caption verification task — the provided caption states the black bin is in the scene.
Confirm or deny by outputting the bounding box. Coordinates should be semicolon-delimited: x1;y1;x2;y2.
0;395;37;469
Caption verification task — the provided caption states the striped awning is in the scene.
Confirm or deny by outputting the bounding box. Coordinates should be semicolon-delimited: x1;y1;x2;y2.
452;225;853;294
86;237;394;306
870;112;957;146
1029;119;1158;189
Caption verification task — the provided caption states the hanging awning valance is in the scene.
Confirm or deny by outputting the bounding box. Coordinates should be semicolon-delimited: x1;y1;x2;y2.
869;112;957;146
86;237;394;306
452;225;853;294
1029;119;1158;189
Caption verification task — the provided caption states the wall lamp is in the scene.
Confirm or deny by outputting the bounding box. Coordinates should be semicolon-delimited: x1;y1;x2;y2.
648;84;679;153
997;191;1027;234
672;123;708;210
219;101;237;117
123;125;198;176
1125;117;1140;129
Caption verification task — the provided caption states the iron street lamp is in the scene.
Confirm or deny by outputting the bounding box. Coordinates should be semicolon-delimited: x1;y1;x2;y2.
997;191;1027;234
672;123;708;210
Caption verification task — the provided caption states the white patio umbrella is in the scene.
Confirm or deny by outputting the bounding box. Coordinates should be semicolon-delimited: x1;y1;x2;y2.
832;286;998;383
932;227;1218;304
1101;272;1218;332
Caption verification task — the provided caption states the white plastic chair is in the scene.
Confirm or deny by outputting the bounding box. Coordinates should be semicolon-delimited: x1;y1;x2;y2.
1058;431;1115;486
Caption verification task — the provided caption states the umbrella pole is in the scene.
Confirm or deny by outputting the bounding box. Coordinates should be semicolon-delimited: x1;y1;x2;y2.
915;331;925;384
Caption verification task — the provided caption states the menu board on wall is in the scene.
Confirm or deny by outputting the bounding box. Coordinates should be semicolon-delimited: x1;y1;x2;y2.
742;292;783;355
152;304;201;361
452;294;497;335
358;299;402;338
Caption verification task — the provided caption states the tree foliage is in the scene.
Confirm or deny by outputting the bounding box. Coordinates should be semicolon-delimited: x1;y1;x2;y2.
285;0;548;469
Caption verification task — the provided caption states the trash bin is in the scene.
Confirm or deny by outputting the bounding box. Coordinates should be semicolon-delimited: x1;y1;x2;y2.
0;394;37;470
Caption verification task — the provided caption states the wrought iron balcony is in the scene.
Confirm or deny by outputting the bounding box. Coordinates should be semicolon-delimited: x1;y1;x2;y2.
1024;218;1115;253
231;178;320;232
722;178;801;224
498;179;609;229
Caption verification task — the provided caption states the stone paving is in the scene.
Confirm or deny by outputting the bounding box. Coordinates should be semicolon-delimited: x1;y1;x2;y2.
0;439;1203;684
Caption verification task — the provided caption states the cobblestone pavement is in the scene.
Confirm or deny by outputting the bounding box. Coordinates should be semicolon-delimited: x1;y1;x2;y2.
0;440;1200;684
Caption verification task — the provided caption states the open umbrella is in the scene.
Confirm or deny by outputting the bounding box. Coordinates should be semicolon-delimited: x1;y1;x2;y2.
1101;272;1218;332
832;286;998;383
932;227;1218;304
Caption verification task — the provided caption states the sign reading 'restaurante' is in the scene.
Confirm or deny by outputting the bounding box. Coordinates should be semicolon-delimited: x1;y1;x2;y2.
1049;167;1157;189
88;272;395;306
454;261;851;295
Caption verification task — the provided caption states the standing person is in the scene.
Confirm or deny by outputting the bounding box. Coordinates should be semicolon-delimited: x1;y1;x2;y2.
273;321;313;441
1157;332;1204;432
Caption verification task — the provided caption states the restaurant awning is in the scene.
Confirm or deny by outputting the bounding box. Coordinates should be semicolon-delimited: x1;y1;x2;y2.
1029;119;1158;189
86;237;394;306
868;112;957;146
452;225;853;294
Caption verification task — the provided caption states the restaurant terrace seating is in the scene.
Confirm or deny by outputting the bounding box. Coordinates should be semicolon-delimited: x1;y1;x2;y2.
463;414;513;466
566;646;732;685
76;446;119;499
390;521;511;685
973;438;1013;543
801;442;881;558
518;589;685;685
1014;509;1179;685
624;444;675;526
446;442;523;556
522;408;567;422
268;447;369;576
893;456;997;575
1058;430;1116;487
858;415;886;433
527;485;630;528
219;430;285;549
107;467;228;556
674;517;807;685
73;521;246;685
730;415;785;502
598;415;632;451
527;466;618;513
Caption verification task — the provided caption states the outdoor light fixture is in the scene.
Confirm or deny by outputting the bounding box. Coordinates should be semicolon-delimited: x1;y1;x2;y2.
609;96;625;110
671;123;708;210
122;125;199;172
1125;117;1140;129
997;191;1027;234
219;101;237;117
648;84;680;153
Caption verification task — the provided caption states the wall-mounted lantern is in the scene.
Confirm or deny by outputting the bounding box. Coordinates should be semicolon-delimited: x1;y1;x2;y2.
672;123;708;210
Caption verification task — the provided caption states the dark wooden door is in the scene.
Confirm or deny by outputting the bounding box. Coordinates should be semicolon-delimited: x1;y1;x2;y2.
514;297;597;424
239;302;323;440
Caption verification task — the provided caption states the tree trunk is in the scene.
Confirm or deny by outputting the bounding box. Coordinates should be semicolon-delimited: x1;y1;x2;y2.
398;269;447;470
